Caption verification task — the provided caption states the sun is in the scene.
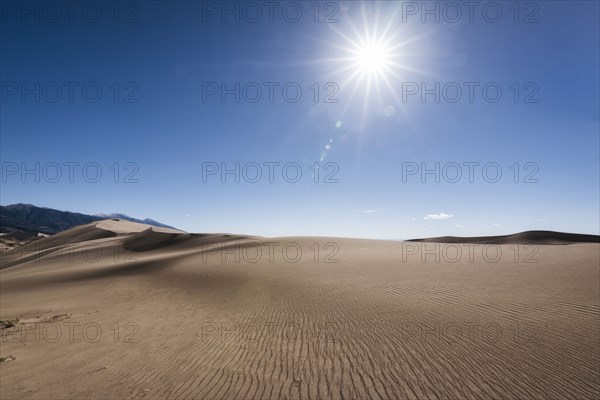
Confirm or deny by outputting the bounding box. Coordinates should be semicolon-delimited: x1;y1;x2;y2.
323;8;417;106
311;2;429;128
354;41;392;76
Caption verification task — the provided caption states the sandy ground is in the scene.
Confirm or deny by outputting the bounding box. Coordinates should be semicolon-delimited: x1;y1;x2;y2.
1;220;598;399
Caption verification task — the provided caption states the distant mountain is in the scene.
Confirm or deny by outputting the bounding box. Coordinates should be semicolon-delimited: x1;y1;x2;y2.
0;204;101;235
0;204;178;235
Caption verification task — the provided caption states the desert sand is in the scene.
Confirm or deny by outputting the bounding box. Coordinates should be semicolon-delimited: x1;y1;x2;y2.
1;220;599;399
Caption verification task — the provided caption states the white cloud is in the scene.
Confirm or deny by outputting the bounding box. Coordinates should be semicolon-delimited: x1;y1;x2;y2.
493;223;500;226
356;209;379;213
456;224;464;228
424;212;454;220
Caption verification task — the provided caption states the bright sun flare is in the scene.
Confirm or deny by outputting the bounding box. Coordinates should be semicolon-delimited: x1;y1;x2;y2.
318;2;426;124
355;42;391;75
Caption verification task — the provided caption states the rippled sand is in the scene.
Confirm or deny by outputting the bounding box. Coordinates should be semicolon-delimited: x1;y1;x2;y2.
1;220;598;399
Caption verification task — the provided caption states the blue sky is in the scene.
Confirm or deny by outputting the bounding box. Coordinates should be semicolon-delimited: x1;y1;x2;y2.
1;1;599;239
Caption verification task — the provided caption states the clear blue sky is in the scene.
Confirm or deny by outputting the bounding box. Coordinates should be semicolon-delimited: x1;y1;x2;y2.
1;1;598;239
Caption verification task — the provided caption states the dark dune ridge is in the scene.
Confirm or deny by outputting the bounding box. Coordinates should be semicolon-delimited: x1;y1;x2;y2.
408;230;600;245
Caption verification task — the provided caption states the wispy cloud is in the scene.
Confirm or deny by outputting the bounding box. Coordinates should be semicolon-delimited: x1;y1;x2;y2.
356;209;379;214
424;212;454;220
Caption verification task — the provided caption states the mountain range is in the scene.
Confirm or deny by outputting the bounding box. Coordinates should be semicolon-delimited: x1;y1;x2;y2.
0;204;177;236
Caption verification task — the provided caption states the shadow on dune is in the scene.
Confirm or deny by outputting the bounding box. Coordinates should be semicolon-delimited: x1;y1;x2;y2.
12;234;260;290
123;229;255;252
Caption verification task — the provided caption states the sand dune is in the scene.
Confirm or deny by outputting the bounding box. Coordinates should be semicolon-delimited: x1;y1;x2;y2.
1;221;598;399
408;230;600;245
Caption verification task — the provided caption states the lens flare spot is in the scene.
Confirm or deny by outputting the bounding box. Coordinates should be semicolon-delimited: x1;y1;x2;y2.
384;105;396;117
